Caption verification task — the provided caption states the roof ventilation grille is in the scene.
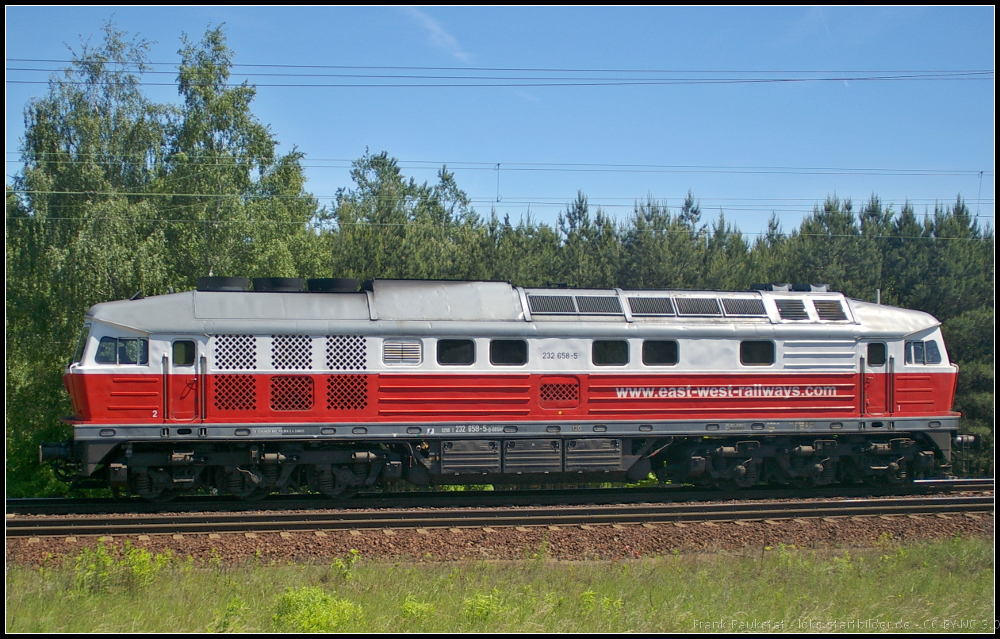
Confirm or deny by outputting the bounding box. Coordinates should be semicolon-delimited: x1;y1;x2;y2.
628;297;675;316
775;299;810;320
722;298;767;316
528;295;577;314
575;296;623;314
813;300;848;321
675;297;722;316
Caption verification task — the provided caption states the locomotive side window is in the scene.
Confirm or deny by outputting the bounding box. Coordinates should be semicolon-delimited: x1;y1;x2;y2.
72;324;91;364
593;340;629;366
173;340;196;366
740;340;774;366
643;340;679;366
437;339;475;366
95;337;117;363
906;340;943;365
490;340;527;366
95;337;149;365
867;343;887;366
925;340;942;364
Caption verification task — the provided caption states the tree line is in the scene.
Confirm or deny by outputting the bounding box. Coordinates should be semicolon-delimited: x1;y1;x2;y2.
6;25;993;494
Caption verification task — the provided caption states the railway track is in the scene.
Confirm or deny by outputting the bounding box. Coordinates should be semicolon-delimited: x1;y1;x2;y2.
6;478;992;518
7;493;993;538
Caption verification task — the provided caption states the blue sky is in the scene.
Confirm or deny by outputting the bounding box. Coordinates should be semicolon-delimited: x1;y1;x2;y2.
6;6;994;236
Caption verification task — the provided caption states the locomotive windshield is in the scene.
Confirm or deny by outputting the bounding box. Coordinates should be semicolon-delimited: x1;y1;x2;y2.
94;336;149;365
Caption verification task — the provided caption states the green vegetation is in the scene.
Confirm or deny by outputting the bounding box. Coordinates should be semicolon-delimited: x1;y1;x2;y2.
6;538;994;632
6;22;993;495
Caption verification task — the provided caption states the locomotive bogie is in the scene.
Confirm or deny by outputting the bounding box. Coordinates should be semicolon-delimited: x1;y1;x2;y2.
44;280;963;496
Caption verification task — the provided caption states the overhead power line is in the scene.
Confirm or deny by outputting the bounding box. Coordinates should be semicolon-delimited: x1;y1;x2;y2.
7;59;996;74
7;72;992;88
5;153;993;177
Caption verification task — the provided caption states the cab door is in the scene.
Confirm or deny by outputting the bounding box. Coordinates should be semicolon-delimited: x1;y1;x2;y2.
862;342;888;416
166;339;200;421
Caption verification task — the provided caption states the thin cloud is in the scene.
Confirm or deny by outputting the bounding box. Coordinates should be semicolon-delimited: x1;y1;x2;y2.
402;7;472;62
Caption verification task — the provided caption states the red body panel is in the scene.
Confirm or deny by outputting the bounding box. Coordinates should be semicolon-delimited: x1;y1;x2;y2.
65;371;959;424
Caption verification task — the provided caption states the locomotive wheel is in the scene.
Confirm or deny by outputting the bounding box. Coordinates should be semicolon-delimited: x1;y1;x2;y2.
222;468;269;500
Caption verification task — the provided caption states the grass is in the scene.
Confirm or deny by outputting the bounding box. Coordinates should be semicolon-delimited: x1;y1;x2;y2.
6;537;994;632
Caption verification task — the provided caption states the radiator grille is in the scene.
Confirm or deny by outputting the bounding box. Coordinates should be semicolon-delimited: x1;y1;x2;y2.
813;300;848;321
776;299;809;320
539;378;580;409
270;376;314;411
722;298;767;315
213;375;257;411
272;334;312;370
213;335;257;370
528;295;576;314
326;375;368;411
326;335;367;370
628;297;675;315
675;297;722;316
575;295;622;314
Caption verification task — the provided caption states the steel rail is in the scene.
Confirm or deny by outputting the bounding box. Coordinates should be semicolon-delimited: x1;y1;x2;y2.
6;495;993;538
6;478;992;517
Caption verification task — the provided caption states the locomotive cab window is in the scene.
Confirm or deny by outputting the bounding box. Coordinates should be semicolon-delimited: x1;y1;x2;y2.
740;340;774;366
72;324;91;364
906;340;942;365
173;340;196;366
593;340;629;366
95;337;149;365
867;343;887;367
642;340;678;366
437;339;475;366
490;339;527;366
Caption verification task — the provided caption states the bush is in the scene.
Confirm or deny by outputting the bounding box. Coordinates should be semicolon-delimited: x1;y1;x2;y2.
273;587;362;632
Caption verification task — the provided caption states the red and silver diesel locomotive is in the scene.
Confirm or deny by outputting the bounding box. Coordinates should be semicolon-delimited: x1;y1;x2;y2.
42;277;962;499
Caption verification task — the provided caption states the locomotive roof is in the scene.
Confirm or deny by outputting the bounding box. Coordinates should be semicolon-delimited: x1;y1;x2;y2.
84;279;940;339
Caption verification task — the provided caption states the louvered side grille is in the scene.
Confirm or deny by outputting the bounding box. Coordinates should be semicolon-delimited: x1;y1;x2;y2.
528;295;576;314
627;297;675;315
813;300;848;321
565;439;622;471
503;440;563;473
575;295;623;314
776;299;810;320
675;297;722;316
722;298;767;316
382;341;422;365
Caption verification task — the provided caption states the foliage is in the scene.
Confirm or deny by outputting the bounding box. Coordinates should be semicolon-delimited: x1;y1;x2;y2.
272;587;363;632
72;542;171;594
6;538;994;632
